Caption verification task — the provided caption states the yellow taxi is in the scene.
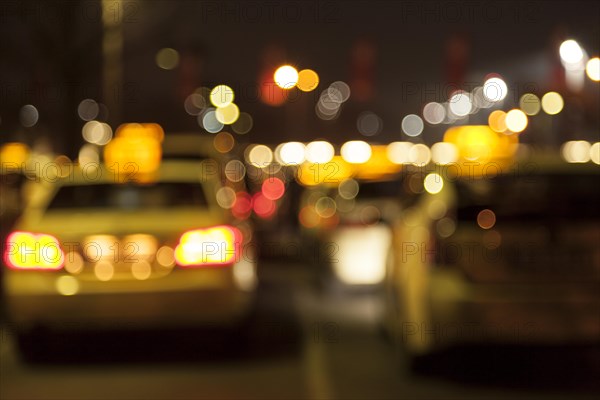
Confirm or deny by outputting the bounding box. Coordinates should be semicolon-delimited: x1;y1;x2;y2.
2;129;257;355
383;155;600;367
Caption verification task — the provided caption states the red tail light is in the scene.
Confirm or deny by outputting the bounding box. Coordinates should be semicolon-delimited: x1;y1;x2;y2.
4;231;64;271
174;225;242;267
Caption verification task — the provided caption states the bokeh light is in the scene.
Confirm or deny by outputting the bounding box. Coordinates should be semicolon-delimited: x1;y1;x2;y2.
477;209;496;229
386;142;413;164
338;179;359;199
431;142;458;165
216;187;237;209
561;140;591;163
586;57;600;81
401;114;424;137
78;99;100;121
315;197;337;218
519;93;541;116
448;91;472;117
341;140;372;164
82;121;113;145
248;145;273;168
19;104;39;127
156;48;179;70
483;77;508;102
305;141;334;163
210;85;235;107
200;109;224;133
274;65;299;89
253;193;277;218
225;159;246;182
424;173;444;194
279;142;306;165
408;144;432;166
488;110;507;133
330;81;351;102
262;177;286;200
296;69;319;92
357;111;382;136
422;102;446;124
56;276;79;296
559;40;584;65
232;192;253;219
541;92;564;115
215;103;240;124
232;112;253;134
213;132;235;153
590;142;600;164
130;261;151;281
505;109;528;133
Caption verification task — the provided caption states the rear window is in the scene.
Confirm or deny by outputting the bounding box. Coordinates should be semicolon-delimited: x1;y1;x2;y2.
456;173;600;220
47;182;208;210
357;180;404;199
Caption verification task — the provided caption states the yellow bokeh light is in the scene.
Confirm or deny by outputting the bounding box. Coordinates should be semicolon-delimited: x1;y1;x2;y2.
488;110;507;133
424;173;444;194
56;276;79;296
116;123;164;142
590;142;600;165
0;142;30;165
156;246;175;268
156;48;179;70
296;69;319;92
541;92;564;115
210;85;235;107
104;136;162;177
94;260;114;281
131;260;152;280
297;156;353;186
354;145;401;179
444;125;518;163
505;109;528;133
586;57;600;81
64;252;84;274
274;65;299;89
215;103;240;125
519;93;541;116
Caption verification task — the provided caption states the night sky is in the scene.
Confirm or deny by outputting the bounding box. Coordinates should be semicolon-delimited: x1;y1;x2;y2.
1;0;599;155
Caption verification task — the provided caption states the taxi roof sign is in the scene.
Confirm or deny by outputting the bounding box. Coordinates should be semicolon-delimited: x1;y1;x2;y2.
115;123;165;142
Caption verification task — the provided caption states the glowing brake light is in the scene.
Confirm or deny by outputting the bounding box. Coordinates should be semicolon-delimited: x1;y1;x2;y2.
174;226;241;267
4;231;64;270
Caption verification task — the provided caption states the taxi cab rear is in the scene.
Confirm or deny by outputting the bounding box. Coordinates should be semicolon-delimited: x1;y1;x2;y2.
2;129;257;347
385;158;600;361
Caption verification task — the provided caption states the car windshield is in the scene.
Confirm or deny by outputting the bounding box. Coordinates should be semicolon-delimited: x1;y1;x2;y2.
456;173;600;220
47;182;208;210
